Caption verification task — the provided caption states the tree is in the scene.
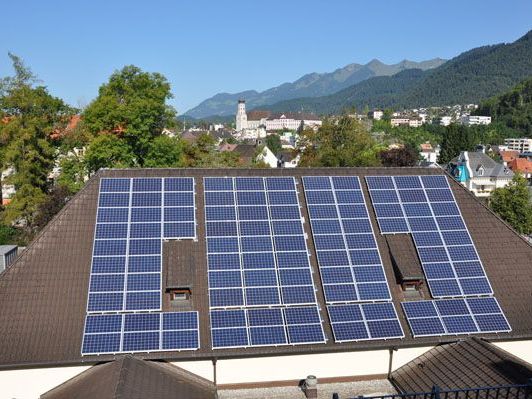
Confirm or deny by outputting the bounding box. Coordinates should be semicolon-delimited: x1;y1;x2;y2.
489;173;532;235
144;135;185;168
82;65;176;164
57;154;87;193
265;134;282;155
33;185;72;230
438;124;479;164
0;53;73;227
379;145;419;167
84;134;136;174
298;116;382;167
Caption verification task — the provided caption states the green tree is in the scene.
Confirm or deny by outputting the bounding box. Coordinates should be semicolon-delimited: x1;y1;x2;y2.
144;135;185;168
490;173;532;235
84;134;136;174
298;116;382;167
379;145;419;167
82;65;176;164
265;134;282;155
57;155;87;193
438;124;479;164
0;53;73;227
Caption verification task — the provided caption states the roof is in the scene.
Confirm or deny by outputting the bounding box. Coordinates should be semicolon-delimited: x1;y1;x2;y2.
463;152;514;178
232;144;257;161
509;158;532;174
500;150;519;163
0;167;531;370
40;355;216;399
419;143;433;152
247;110;320;121
391;337;532;392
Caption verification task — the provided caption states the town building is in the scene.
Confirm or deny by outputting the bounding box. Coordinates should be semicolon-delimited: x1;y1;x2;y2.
438;116;453;126
419;142;440;164
447;151;514;197
504;138;532;152
0;168;531;398
500;150;520;166
390;118;422;128
508;158;532;180
235;100;322;132
460;115;491;126
368;110;384;120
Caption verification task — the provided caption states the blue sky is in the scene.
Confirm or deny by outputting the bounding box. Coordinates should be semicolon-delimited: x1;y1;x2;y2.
1;0;530;114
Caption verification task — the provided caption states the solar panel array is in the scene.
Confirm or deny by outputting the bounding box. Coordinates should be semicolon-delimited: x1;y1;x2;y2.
204;177;325;348
302;176;391;303
402;297;511;337
328;303;404;342
210;306;325;348
82;177;199;355
82;311;199;354
365;175;510;338
302;176;404;343
90;177;196;313
365;175;493;298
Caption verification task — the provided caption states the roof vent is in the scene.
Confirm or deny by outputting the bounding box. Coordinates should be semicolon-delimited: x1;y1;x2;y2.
302;375;318;399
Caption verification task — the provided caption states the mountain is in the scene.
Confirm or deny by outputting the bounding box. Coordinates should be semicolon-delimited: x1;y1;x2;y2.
184;58;446;118
475;77;532;135
260;30;532;114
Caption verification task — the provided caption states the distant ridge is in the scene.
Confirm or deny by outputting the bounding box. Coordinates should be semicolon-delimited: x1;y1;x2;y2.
259;30;532;114
184;58;446;118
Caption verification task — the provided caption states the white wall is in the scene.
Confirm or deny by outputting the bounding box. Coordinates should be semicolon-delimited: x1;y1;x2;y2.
2;341;531;397
0;365;90;399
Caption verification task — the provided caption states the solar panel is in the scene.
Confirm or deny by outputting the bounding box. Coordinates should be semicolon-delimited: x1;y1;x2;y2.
402;298;511;337
204;177;318;310
302;176;392;304
81;311;199;355
328;303;404;342
83;177;199;356
365;175;494;299
204;176;326;349
210;306;325;349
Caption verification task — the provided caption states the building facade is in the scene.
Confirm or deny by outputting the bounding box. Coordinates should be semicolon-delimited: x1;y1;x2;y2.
505;138;532;152
460;115;491;126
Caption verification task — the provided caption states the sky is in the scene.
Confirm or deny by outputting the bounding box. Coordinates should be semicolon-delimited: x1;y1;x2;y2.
1;0;531;114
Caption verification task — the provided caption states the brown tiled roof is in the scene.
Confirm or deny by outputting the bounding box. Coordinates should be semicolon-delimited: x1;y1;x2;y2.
509;158;532;173
41;355;216;399
501;150;519;163
391;337;532;392
0;168;531;370
247;110;271;121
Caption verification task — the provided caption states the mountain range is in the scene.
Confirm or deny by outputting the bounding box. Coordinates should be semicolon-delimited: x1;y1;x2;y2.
185;58;446;118
258;30;532;115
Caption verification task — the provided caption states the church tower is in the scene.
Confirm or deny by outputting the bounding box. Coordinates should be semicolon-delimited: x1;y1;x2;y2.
235;99;248;131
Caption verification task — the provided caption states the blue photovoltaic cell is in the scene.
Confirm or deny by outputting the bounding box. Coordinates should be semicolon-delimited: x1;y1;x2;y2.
366;175;494;299
84;178;198;356
204;176;325;349
210;306;324;349
402;298;510;337
82;312;199;355
303;176;397;306
328;303;404;342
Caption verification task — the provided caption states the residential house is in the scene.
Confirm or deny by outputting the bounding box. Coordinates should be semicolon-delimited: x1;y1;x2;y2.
460;115;491;126
447;151;513;197
500;150;519;166
508;158;532;180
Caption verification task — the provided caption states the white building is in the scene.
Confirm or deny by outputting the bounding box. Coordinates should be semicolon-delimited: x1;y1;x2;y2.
235;100;321;132
447;151;513;197
438;116;453;126
460;115;491;126
369;110;384;120
390;118;423;128
504;138;532;152
235;100;248;131
419;142;440;164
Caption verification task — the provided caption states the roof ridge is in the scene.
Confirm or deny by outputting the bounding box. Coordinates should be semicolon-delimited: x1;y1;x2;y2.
113;356;130;399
